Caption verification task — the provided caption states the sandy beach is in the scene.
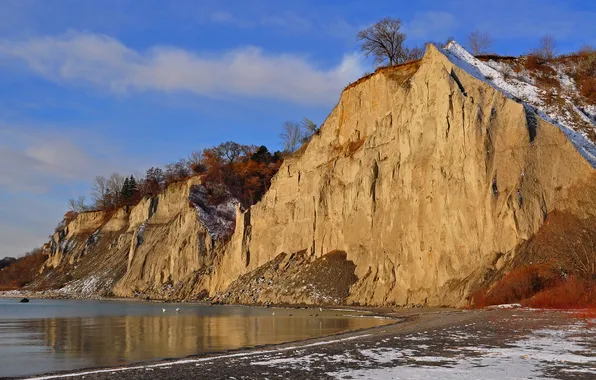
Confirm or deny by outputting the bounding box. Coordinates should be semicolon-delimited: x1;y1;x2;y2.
8;307;595;380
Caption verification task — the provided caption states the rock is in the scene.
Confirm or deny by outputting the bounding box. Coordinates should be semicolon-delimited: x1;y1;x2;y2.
215;44;596;307
19;298;29;303
35;43;596;308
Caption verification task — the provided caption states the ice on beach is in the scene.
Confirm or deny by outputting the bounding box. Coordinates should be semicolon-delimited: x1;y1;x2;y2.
328;321;596;380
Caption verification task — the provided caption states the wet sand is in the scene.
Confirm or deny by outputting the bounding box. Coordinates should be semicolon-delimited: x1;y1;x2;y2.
11;307;596;380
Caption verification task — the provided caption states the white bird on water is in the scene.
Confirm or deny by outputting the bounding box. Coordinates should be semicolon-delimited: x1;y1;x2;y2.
175;307;181;312
319;307;323;312
272;312;275;316
162;308;166;313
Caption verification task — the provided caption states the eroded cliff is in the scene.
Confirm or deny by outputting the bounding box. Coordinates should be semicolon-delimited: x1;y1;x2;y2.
211;43;596;307
36;178;235;299
36;43;596;306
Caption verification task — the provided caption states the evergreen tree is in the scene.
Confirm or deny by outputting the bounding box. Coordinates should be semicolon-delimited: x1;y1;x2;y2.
121;177;131;203
129;175;138;195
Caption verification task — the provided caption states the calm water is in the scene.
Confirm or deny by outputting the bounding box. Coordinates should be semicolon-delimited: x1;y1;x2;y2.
0;298;390;378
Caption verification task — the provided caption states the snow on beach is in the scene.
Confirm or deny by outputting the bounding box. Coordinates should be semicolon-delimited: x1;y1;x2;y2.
251;311;596;380
16;309;596;379
442;42;596;167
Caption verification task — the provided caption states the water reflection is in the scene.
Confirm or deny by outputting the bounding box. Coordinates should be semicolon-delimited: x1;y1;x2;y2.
0;301;390;378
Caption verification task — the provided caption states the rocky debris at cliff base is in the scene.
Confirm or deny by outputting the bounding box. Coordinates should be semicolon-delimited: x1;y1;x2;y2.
212;251;357;306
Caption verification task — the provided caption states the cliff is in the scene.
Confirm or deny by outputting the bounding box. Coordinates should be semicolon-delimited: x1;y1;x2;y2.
35;178;235;299
34;43;596;306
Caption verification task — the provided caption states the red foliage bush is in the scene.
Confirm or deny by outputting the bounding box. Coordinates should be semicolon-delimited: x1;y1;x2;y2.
580;77;596;104
524;55;543;71
473;262;596;309
473;264;561;307
0;249;47;290
524;277;596;309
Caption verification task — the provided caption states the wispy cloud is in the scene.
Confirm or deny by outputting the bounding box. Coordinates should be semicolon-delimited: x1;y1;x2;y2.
0;123;150;256
0;32;364;105
0;124;143;193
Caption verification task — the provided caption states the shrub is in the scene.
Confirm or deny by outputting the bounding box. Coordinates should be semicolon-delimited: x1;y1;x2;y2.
0;249;48;290
580;77;596;103
525;55;543;71
524;277;596;309
473;263;561;307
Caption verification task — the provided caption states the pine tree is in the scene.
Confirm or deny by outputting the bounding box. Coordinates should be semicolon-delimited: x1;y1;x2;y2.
121;177;131;203
129;175;138;195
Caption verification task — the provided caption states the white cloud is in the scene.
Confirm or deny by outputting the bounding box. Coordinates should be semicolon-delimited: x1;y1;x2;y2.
0;32;364;105
0;124;148;257
0;125;143;193
0;194;65;257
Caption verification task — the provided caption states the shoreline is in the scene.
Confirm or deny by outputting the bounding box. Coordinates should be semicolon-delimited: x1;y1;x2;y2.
0;289;406;315
4;305;595;379
9;308;429;380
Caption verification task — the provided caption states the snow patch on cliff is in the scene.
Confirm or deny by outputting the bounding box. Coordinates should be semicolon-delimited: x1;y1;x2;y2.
57;275;113;297
441;41;596;167
188;185;237;239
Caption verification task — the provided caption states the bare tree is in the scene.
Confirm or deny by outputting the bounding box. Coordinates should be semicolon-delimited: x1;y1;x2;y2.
357;17;407;66
280;121;303;153
165;159;191;184
107;173;125;206
188;150;206;173
579;44;595;54
188;150;203;165
301;117;318;135
67;198;78;212
91;176;109;209
405;46;425;61
214;141;244;164
536;35;557;59
67;196;87;213
467;30;493;55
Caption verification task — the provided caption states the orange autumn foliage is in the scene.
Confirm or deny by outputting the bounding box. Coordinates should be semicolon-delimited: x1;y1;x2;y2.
0;249;47;290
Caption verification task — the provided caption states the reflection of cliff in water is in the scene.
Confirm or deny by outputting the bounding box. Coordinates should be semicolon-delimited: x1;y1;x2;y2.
13;314;384;366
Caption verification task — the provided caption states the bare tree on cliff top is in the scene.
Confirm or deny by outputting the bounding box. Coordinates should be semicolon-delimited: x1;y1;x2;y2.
91;175;109;209
107;173;125;206
536;35;557;59
357;17;406;66
280;121;303;153
467;30;493;55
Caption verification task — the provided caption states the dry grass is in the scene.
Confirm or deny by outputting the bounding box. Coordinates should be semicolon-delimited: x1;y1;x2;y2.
343;59;421;92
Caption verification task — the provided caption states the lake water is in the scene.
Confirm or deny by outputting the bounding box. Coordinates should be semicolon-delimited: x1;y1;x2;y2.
0;298;391;378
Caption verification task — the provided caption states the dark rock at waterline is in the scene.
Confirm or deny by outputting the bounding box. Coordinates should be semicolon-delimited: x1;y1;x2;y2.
19;298;29;303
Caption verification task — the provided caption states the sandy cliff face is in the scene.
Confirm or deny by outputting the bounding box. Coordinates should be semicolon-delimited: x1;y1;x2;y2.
211;44;596;306
37;178;234;299
38;43;596;306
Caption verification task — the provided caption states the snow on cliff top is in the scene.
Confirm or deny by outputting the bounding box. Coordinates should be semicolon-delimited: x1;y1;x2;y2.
441;41;596;168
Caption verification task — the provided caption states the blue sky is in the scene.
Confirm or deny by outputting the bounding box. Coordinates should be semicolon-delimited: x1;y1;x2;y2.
1;0;595;257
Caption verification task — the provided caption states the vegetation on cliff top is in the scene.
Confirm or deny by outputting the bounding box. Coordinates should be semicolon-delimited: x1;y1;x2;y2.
63;118;320;223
